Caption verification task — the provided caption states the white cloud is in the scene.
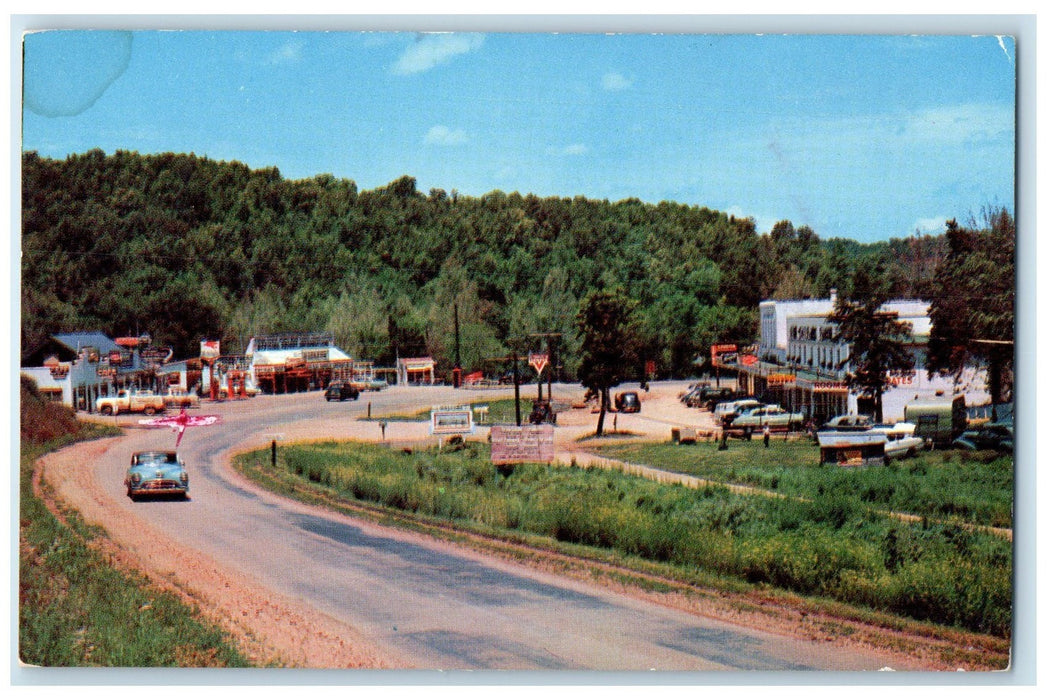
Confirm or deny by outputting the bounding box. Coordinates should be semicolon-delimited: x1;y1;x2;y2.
903;104;1014;144
547;143;588;157
602;72;633;91
911;216;949;235
424;125;468;146
392;33;484;75
267;40;304;65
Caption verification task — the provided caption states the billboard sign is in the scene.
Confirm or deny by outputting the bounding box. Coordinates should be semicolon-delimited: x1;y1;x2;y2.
430;407;475;435
201;340;220;359
490;424;555;465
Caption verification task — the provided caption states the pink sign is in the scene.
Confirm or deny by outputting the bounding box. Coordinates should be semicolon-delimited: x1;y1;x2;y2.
490;424;555;465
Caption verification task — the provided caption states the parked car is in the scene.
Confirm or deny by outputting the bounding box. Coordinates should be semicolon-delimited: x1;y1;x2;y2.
731;405;804;436
324;381;360;402
684;385;735;408
876;422;927;461
614;391;642;413
952;422;1014;452
125;450;189;501
714;398;762;425
702;386;736;406
820;414;875;432
163;388;200;409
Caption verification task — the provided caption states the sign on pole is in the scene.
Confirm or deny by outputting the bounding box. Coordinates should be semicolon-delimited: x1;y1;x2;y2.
490;424;555;464
430;407;475;435
528;352;549;375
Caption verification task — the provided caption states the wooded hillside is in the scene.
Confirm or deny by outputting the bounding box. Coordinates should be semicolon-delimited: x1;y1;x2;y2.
21;149;947;379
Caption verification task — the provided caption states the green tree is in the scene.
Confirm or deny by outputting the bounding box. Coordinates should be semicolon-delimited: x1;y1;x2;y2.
575;289;641;436
926;209;1015;417
828;264;915;422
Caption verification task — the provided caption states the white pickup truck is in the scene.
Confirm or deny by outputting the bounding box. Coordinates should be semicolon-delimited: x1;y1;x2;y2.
96;389;166;416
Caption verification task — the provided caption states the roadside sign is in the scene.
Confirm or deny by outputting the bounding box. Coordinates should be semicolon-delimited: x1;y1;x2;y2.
491;424;555;465
528;352;549;375
430;407;475;435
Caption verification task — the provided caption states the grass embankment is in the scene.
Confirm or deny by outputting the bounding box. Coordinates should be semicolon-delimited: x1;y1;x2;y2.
235;438;1012;651
19;376;249;667
592;440;1014;530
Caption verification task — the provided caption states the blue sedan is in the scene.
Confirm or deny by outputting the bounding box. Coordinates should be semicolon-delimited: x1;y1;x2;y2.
125;451;190;501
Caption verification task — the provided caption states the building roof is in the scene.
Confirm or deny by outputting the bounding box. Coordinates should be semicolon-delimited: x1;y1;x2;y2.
52;331;121;355
22;331;120;366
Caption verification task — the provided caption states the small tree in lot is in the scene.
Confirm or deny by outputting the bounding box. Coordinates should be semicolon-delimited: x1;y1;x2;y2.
828;265;915;423
575;289;641;436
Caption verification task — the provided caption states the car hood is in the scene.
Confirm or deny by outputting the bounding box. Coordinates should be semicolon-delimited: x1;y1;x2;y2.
128;463;185;479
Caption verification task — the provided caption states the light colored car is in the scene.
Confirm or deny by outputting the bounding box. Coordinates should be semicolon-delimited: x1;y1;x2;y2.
714;398;762;425
163;388;200;409
731;405;804;435
876;422;927;461
125;450;189;501
820;414;874;432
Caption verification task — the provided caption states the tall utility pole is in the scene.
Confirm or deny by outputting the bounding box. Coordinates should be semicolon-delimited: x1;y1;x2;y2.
512;351;521;426
453;303;462;388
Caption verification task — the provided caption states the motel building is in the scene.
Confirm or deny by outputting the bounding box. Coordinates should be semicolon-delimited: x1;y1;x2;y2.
711;292;990;426
246;332;354;394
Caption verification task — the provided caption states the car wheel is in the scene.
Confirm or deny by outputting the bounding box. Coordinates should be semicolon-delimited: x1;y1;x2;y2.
144;406;156;416
101;405;113;416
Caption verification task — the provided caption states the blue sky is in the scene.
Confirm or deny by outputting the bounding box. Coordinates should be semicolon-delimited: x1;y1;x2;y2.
21;29;1016;243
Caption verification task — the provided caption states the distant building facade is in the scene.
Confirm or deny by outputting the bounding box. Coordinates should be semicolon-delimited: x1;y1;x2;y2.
743;293;990;423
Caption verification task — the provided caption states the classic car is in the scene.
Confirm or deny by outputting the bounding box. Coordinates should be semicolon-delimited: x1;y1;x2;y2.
125;451;189;501
819;414;875;432
324;380;360;401
876;422;927;460
952;422;1014;452
714;398;763;426
163;388;200;409
614;391;642;413
731;405;804;435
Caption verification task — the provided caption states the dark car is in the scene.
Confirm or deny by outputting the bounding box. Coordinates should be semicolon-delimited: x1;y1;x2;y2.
697;386;735;408
952;422;1014;452
324;381;360;401
614;391;641;413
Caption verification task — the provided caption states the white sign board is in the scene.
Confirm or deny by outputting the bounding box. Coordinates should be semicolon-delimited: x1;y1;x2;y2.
430;408;475;435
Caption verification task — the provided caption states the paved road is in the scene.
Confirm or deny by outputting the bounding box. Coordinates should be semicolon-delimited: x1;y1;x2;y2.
87;385;905;671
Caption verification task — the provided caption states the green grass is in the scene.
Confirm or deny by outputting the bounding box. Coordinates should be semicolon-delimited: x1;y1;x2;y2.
238;440;1012;638
591;440;1014;529
19;427;251;668
362;397;535;424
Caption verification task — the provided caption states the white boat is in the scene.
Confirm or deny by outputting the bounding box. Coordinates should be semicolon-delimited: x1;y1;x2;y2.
874;422;926;459
817;422;925;459
816;430;886;448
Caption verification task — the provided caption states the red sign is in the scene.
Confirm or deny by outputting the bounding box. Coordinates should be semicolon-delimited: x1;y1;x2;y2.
201;340;220;359
711;343;737;357
528;352;549;375
491;424;555;465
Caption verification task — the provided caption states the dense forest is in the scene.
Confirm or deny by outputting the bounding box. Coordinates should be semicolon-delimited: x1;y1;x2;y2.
21;149;951;380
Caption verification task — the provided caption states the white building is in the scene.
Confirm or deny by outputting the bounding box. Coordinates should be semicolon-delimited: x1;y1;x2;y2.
753;294;990;422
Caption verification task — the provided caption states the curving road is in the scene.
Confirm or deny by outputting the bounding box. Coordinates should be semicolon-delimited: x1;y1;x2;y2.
75;385;911;671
